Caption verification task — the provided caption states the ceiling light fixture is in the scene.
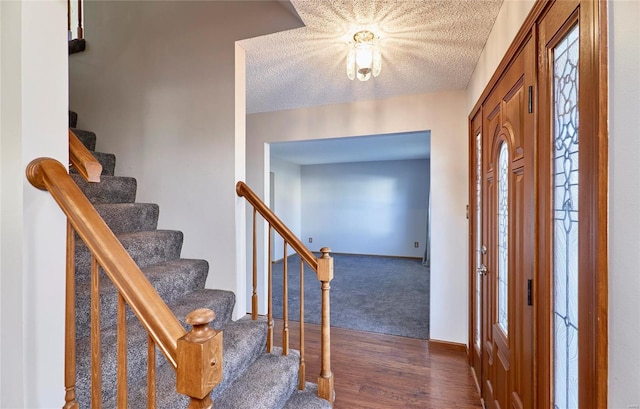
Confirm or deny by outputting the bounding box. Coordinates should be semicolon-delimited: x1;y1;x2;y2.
346;30;381;82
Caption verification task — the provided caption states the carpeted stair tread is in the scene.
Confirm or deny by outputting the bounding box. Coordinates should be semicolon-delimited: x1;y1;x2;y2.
168;289;236;333
284;383;333;409
70;128;96;151
70;151;116;176
71;174;136;204
74;230;184;279
102;318;271;408
69;111;78;128
93;203;159;234
75;288;240;407
214;347;300;409
75;258;210;339
69;113;325;408
90;151;116;176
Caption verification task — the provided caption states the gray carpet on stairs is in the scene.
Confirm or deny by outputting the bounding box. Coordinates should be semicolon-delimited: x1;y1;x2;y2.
69;111;330;408
272;253;430;339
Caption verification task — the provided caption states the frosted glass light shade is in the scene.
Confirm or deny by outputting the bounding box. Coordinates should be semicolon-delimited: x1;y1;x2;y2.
347;30;381;82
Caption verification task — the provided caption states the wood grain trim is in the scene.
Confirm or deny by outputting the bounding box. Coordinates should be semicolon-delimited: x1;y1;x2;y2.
237;181;318;271
429;339;468;353
147;335;157;409
63;221;79;409
26;158;186;368
594;2;609;407
69;129;101;183
91;256;102;409
581;1;609;406
117;293;128;408
470;1;548;119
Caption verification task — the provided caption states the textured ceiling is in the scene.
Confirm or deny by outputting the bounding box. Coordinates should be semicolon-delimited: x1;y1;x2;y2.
241;0;503;114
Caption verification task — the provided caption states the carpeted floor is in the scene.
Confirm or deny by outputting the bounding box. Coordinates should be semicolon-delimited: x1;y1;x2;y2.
272;253;430;339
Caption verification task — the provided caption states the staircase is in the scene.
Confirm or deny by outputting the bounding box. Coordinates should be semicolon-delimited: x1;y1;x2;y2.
68;111;331;408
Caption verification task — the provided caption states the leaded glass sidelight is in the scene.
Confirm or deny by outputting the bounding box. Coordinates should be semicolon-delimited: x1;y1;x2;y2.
552;23;579;409
497;142;509;335
475;133;482;347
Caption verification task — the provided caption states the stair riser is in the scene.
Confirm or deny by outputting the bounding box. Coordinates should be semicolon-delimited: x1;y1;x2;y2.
75;290;239;407
74;230;184;280
94;203;159;235
71;128;96;151
69;111;78;128
70;151;116;176
101;318;267;409
72;174;137;204
74;260;209;340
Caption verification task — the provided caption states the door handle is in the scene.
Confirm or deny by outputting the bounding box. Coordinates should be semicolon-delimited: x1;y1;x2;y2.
477;264;487;276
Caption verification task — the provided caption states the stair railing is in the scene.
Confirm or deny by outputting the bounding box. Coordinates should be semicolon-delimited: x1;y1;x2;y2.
236;181;335;405
26;157;222;409
67;0;83;40
68;129;101;183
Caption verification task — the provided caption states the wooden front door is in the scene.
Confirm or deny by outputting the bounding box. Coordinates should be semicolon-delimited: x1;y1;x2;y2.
470;32;535;409
470;1;608;408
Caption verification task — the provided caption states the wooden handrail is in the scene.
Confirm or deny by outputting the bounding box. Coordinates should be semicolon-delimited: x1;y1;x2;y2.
28;157;223;406
236;181;317;271
237;180;334;405
27;157;185;367
69;129;102;183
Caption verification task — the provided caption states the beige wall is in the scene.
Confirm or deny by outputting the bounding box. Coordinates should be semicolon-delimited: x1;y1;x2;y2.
609;1;640;407
69;1;303;319
1;1;68;406
248;91;469;344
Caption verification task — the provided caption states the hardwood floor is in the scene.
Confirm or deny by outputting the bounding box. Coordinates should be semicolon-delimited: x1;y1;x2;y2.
273;319;482;409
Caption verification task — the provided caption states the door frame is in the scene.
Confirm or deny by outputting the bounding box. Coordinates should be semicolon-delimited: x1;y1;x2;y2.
468;1;608;407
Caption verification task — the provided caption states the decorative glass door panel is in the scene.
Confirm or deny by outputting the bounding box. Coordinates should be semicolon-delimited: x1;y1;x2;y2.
497;142;509;335
552;23;580;409
475;132;483;348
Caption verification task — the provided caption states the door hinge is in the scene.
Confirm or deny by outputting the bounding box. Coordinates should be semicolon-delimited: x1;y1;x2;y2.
528;86;533;113
527;279;533;306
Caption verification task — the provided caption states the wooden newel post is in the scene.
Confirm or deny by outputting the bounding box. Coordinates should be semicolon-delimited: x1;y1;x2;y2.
177;308;223;409
316;247;335;405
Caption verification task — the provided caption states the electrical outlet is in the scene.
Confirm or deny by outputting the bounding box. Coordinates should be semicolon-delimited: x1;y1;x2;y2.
414;242;419;248
308;237;313;243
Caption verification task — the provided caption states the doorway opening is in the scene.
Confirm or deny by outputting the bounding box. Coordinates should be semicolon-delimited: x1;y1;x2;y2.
266;131;431;339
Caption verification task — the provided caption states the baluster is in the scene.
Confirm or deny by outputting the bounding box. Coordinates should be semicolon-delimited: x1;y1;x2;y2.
77;0;83;39
91;255;102;408
267;225;273;353
67;0;71;40
147;335;156;409
176;309;223;409
298;258;306;390
63;221;79;409
316;247;335;404
117;293;128;407
252;208;258;320
282;242;289;356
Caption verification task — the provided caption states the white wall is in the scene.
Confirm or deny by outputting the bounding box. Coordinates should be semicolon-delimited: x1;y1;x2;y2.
248;90;468;344
69;1;303;319
300;159;429;258
270;156;302;260
1;1;68;407
466;0;536;111
609;1;640;407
